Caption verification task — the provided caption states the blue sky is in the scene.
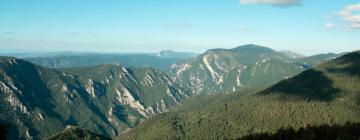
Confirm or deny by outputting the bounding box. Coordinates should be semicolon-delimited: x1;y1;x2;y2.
0;0;359;55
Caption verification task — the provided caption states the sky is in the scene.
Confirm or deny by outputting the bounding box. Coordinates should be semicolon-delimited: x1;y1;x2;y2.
0;0;359;55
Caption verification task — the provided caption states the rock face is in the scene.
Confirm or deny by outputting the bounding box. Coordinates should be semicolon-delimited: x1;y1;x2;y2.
170;44;306;95
0;57;188;139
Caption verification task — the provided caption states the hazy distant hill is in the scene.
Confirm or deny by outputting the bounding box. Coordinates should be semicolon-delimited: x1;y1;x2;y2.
279;50;305;59
121;50;360;140
14;51;197;70
25;54;180;70
0;57;187;139
298;53;345;67
156;50;198;59
0;51;197;59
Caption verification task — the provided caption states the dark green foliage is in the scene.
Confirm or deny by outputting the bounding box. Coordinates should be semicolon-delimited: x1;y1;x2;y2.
326;51;360;77
262;51;360;102
0;122;10;140
47;127;111;140
239;122;360;140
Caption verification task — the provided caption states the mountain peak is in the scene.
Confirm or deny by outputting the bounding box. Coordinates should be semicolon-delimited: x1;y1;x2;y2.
232;44;276;53
0;56;37;69
205;44;276;54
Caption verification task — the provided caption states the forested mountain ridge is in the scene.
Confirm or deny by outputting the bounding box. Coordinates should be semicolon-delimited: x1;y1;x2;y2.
170;44;307;95
0;46;350;140
0;57;187;139
6;45;342;97
121;50;360;140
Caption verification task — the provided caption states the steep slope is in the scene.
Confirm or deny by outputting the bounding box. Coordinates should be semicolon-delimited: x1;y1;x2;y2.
170;44;306;95
0;57;187;139
60;64;188;114
121;50;360;140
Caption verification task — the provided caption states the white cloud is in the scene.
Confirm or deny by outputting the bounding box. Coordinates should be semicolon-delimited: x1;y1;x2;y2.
339;3;360;31
239;0;302;6
324;23;335;29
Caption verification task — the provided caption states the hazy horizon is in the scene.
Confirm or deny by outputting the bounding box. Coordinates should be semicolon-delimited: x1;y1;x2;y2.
0;44;352;57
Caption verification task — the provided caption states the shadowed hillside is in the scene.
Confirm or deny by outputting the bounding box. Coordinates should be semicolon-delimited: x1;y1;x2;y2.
261;51;360;101
262;69;341;101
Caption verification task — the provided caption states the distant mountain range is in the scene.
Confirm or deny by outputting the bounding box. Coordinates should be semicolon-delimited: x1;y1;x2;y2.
17;45;341;96
0;45;350;139
0;51;197;71
0;49;342;72
26;54;182;71
121;50;360;140
0;50;197;59
156;50;198;59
